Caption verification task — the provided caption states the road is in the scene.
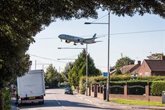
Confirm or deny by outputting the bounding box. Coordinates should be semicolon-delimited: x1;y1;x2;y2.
17;88;121;110
12;88;165;110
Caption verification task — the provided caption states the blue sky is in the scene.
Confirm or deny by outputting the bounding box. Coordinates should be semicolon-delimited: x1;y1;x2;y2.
28;10;165;72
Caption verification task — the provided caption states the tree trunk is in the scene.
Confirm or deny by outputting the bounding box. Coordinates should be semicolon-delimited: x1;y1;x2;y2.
0;88;4;110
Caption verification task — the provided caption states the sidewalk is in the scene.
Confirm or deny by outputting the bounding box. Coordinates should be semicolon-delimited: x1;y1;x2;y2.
76;93;165;110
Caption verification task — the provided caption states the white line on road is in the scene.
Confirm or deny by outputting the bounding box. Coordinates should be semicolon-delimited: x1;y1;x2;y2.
54;96;69;110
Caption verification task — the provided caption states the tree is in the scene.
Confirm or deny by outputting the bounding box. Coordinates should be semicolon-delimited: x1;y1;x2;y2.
115;56;135;69
1;0;165;84
61;62;74;81
45;64;62;88
68;49;101;87
0;36;31;109
147;53;164;60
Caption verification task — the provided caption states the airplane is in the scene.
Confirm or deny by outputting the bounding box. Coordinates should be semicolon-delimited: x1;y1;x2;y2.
58;33;100;45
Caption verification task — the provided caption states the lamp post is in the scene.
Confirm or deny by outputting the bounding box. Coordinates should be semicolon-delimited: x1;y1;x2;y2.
84;11;110;101
57;58;75;60
58;45;89;96
85;44;88;96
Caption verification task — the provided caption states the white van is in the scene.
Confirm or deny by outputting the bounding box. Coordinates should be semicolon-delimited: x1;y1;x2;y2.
17;69;45;104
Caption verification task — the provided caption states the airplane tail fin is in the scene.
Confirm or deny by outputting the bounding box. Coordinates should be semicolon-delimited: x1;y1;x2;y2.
93;33;96;38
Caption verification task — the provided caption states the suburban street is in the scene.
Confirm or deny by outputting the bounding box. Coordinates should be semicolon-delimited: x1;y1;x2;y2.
16;89;126;110
12;88;165;110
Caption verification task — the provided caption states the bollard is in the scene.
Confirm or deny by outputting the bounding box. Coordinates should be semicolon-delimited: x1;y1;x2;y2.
162;91;165;104
103;85;106;100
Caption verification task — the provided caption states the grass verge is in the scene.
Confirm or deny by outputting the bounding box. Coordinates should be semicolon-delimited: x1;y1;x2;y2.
111;98;165;107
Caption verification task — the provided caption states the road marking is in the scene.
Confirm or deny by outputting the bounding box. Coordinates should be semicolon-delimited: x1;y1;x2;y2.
54;96;69;110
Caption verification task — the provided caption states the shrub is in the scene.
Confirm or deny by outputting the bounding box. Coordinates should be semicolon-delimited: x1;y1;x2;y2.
2;87;11;110
79;77;86;94
137;76;165;81
110;75;131;81
79;76;165;96
151;81;165;96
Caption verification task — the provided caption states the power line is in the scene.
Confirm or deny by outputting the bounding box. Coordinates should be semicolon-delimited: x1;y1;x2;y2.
34;29;165;40
35;37;58;40
90;14;108;23
110;29;165;36
99;29;165;37
30;54;68;63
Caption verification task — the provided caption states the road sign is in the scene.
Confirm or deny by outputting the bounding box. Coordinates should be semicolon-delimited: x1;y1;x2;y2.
102;72;108;77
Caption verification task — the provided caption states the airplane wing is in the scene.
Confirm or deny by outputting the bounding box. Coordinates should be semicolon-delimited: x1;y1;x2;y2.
95;41;102;42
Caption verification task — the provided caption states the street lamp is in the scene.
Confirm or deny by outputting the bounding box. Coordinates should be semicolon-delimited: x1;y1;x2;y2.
58;47;85;49
34;60;50;70
84;11;110;101
58;45;89;96
57;58;75;60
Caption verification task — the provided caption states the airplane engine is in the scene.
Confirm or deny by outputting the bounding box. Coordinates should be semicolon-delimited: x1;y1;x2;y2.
65;40;70;43
77;39;83;44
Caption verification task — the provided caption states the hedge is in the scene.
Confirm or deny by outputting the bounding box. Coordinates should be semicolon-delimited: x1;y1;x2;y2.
151;81;165;96
2;88;11;110
79;76;165;95
79;77;86;94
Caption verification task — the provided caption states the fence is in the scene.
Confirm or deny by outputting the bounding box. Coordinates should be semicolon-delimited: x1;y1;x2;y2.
88;83;161;102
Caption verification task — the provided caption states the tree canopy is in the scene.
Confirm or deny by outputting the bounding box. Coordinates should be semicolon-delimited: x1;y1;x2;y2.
61;62;74;81
45;64;63;88
147;53;165;60
115;56;135;69
1;0;165;84
68;49;101;87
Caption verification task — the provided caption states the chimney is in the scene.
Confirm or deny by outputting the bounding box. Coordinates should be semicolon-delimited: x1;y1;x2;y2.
137;61;141;65
160;55;165;60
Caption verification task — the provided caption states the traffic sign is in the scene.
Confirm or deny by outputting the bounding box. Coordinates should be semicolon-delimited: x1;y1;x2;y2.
102;72;109;77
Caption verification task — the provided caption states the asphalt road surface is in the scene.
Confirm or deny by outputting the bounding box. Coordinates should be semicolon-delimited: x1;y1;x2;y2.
17;88;121;110
12;88;165;110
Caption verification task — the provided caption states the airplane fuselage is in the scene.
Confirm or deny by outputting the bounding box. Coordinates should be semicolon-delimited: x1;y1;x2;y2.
59;34;84;43
58;33;98;45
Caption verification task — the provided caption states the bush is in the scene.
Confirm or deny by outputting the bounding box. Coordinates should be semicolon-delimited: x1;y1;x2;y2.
151;81;165;96
110;75;131;81
79;77;86;94
79;76;165;96
2;88;11;110
90;76;107;84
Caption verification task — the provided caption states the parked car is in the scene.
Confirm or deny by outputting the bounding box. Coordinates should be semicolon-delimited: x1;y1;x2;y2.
64;87;73;95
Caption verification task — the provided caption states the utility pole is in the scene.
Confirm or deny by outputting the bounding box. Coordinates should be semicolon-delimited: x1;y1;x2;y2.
84;11;111;101
106;11;110;101
85;44;88;96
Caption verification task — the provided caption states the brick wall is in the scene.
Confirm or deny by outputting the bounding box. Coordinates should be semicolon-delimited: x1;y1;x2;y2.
110;94;161;102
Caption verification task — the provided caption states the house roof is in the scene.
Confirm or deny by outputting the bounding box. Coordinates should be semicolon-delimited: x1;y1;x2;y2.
120;64;140;74
145;60;165;71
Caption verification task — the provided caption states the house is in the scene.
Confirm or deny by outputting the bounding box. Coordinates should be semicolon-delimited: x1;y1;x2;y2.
138;57;165;76
120;61;141;74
